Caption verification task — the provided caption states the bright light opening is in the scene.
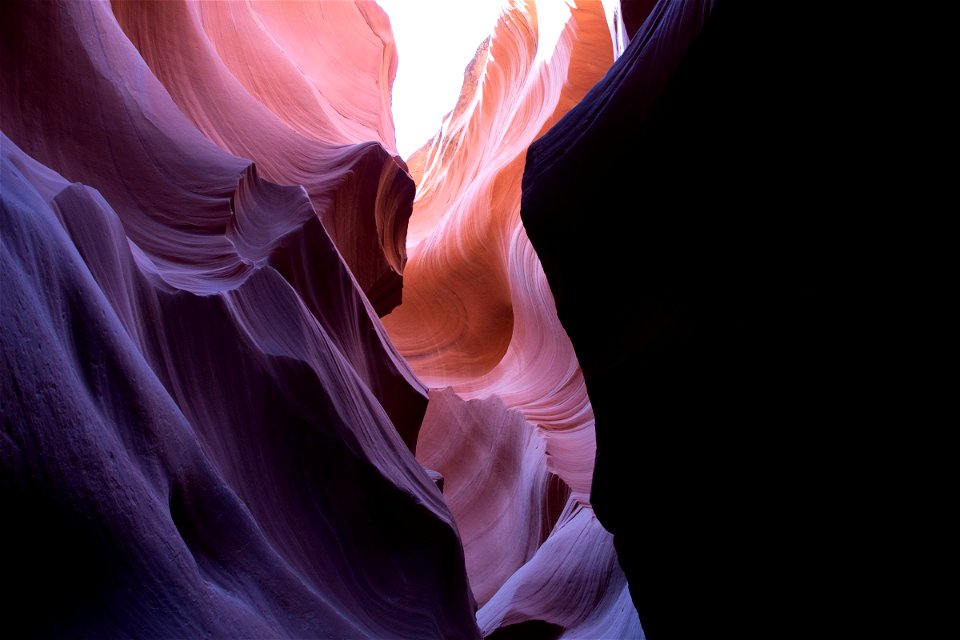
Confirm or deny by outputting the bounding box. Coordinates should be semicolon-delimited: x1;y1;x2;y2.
378;0;505;159
533;0;572;65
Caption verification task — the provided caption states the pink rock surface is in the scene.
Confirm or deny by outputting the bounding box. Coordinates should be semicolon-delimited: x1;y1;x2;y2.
383;0;642;633
110;0;412;316
417;389;570;606
1;0;655;637
1;0;474;635
386;0;614;497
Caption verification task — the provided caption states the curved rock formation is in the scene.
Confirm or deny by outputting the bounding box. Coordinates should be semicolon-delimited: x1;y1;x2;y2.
383;0;642;634
0;0;715;636
1;0;474;636
479;502;640;639
0;0;423;445
416;389;571;607
388;0;614;491
110;0;412;316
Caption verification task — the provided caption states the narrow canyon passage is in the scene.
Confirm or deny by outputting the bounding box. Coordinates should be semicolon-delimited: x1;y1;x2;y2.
379;0;630;623
2;1;825;638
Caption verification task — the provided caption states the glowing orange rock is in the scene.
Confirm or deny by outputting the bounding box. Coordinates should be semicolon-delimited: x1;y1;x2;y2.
384;0;640;632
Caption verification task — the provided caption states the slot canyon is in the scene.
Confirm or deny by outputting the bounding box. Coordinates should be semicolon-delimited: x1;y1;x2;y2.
2;1;831;638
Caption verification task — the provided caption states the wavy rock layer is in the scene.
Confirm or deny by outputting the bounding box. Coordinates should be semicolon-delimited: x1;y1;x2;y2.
383;0;642;634
0;0;689;636
110;0;411;316
1;0;476;636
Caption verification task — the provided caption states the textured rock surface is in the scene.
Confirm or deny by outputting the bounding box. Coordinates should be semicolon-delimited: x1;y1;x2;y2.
416;389;570;607
109;0;413;317
383;0;641;635
1;0;475;636
0;0;726;637
388;0;614;498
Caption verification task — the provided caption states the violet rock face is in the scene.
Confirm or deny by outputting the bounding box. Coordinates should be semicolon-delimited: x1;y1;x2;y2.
1;0;827;637
1;0;471;635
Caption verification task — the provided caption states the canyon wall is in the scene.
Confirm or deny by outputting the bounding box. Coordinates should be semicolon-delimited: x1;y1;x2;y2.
383;0;645;634
0;0;738;637
1;1;474;636
522;2;836;638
